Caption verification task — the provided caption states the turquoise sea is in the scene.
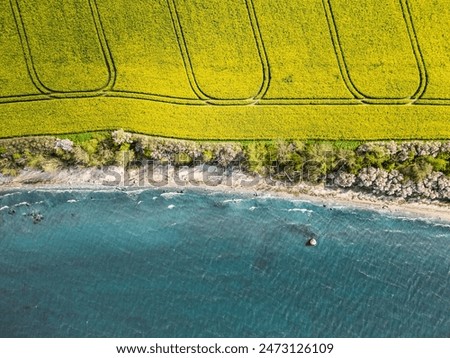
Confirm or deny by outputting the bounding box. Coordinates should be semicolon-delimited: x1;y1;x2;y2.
0;188;449;337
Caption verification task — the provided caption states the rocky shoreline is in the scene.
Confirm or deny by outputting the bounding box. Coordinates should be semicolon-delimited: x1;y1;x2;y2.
334;168;450;201
1;165;450;223
1;132;449;218
332;141;450;201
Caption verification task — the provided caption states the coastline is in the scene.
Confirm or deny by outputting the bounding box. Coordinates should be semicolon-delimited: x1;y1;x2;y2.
1;166;450;223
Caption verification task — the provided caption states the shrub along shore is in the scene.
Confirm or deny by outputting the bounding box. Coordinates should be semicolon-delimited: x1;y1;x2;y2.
0;130;449;202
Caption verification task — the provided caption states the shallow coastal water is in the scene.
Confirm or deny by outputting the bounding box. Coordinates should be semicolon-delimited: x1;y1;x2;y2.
0;188;449;337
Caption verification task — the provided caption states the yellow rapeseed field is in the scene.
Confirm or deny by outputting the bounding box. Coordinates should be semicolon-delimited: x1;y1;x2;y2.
0;0;38;97
408;0;450;101
174;0;265;100
0;0;449;139
95;0;196;99
328;0;424;100
253;0;353;100
14;0;110;92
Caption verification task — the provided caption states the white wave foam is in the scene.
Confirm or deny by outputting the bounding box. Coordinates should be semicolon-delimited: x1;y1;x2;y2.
288;208;313;213
14;202;30;207
67;199;78;203
381;211;450;227
31;201;44;205
249;206;257;211
167;204;175;209
161;192;183;199
432;222;450;229
0;206;9;211
398;216;419;221
223;199;243;203
0;192;21;198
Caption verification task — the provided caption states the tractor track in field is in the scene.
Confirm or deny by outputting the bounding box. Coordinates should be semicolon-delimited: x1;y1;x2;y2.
167;0;270;105
322;0;429;104
0;0;448;107
399;0;428;101
322;0;365;102
166;0;209;102
88;0;117;92
244;0;271;101
399;0;450;105
9;0;50;95
10;0;116;96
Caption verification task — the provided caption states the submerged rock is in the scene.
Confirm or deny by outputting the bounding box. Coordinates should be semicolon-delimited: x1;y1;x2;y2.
31;212;44;224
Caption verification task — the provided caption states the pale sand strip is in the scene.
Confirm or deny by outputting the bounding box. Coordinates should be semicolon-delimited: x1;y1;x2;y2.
0;166;449;223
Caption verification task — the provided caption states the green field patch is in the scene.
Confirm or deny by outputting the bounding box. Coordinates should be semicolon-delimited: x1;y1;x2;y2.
96;0;196;99
174;0;265;100
409;0;450;100
329;0;421;99
253;0;352;100
0;1;39;97
16;0;110;93
61;131;110;144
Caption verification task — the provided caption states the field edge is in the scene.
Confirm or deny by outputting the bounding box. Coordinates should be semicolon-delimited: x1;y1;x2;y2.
1;98;450;140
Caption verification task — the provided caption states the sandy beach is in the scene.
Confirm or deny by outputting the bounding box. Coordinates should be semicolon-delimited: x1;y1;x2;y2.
1;165;449;223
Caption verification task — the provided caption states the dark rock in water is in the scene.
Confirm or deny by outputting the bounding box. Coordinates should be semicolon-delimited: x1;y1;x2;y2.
31;212;44;224
253;256;270;271
285;223;316;238
213;201;225;208
306;238;317;247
